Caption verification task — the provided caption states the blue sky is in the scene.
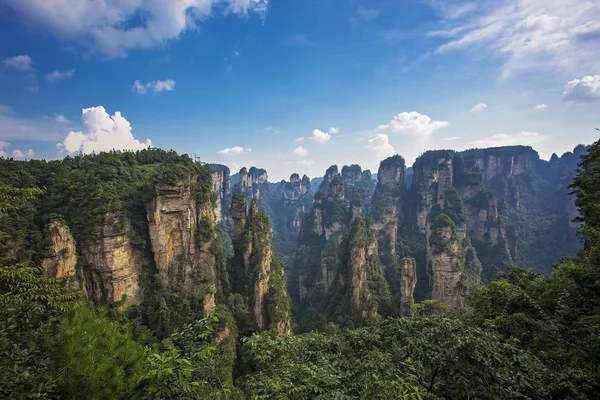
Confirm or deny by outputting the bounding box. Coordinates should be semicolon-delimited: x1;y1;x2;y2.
0;0;599;180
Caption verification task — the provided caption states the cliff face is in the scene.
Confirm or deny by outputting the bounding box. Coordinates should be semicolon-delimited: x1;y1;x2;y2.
230;194;291;335
427;214;481;308
341;165;376;212
209;164;231;223
42;220;78;280
410;151;508;287
233;167;268;200
371;156;405;288
80;218;142;307
461;146;583;274
398;257;417;317
333;216;391;325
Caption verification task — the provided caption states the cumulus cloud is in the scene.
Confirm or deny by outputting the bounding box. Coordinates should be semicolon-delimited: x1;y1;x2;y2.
54;114;70;123
328;127;340;134
367;134;396;159
133;80;176;94
378;111;449;136
57;106;151;154
562;75;600;102
12;149;35;160
46;69;75;81
2;55;33;70
217;146;251;155
431;0;600;77
312;129;331;144
471;131;547;148
533;104;548;110
4;0;270;57
469;103;488;112
292;146;308;157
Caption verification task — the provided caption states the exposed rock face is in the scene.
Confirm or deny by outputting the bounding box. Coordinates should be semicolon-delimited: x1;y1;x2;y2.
427;214;481;308
42;220;77;280
410;151;509;284
147;183;197;285
334;216;390;325
371;156;406;298
230;195;292;335
234;167;268;200
281;174;312;235
147;180;219;315
209;164;231;223
341;165;376;211
80;219;142;307
398;257;417;317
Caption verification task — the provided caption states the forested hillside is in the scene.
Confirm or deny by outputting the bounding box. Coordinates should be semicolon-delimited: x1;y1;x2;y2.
1;141;599;399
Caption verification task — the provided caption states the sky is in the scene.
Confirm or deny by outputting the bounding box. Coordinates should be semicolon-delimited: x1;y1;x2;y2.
0;0;599;181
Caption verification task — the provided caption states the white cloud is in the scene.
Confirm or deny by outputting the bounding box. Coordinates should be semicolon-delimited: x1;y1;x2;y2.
46;69;75;81
294;137;305;142
357;7;379;21
328;127;340;134
12;149;34;160
431;0;600;77
0;141;10;158
469;103;488;112
57;106;151;154
562;75;600;102
2;55;33;70
133;79;176;94
533;104;548;110
378;111;449;136
367;133;396;159
292;146;308;157
443;136;461;141
5;0;269;57
471;131;547;148
217;146;251;155
312;129;331;144
54;114;70;123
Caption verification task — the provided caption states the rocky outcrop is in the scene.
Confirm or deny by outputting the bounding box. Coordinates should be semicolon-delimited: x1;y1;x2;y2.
230;194;291;335
341;165;376;211
427;214;481;308
42;220;77;280
333;216;390;325
410;151;508;283
281;174;312;236
371;156;406;297
80;219;142;307
209;164;231;223
233;167;268;200
147;179;219;315
398;257;417;317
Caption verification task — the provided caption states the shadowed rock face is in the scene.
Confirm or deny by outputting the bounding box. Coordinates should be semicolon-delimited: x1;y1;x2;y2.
427;214;481;308
230;195;292;335
398;257;417;317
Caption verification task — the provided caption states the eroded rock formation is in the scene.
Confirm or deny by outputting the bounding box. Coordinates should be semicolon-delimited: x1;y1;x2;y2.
230;194;291;335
